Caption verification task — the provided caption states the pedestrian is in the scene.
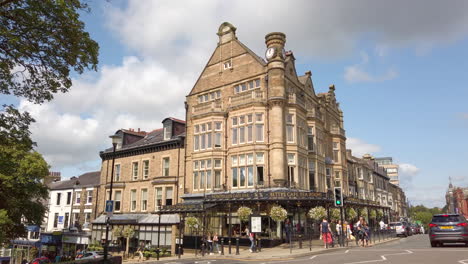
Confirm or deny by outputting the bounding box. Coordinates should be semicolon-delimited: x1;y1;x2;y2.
249;232;255;252
136;247;143;262
207;233;213;255
213;233;220;254
320;218;332;248
336;220;343;247
363;222;371;247
379;219;385;230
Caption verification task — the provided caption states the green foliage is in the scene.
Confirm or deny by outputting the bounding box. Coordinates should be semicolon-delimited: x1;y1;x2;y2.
0;0;99;104
237;206;252;222
0;0;98;244
0;144;49;243
87;240;103;251
122;227;135;238
369;209;377;219
409;205;442;228
112;226;123;238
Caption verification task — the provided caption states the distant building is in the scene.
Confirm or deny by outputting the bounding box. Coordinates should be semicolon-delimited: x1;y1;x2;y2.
445;182;457;214
44;171;61;185
375;157;399;186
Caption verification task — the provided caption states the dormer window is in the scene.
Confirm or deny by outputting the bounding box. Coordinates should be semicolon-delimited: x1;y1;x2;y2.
223;60;232;70
163;122;172;140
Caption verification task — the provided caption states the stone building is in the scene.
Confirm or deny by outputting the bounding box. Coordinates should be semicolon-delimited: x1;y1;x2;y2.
157;22;392;248
92;118;185;253
375;157;399;186
453;187;468;218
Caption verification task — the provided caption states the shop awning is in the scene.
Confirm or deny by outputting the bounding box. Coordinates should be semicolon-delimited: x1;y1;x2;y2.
159;202;217;213
11;239;41;247
92;213;180;225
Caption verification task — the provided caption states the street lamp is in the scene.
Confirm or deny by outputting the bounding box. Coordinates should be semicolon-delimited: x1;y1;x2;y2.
104;134;122;261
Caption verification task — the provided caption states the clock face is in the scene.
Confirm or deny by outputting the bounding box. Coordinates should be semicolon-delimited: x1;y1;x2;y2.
265;47;276;60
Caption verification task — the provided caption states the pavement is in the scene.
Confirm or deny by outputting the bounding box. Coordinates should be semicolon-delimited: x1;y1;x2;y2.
123;233;402;263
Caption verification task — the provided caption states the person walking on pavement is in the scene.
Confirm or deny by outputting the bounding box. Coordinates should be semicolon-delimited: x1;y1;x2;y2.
336;220;343;247
213;233;220;254
320;218;332;248
249;232;255;253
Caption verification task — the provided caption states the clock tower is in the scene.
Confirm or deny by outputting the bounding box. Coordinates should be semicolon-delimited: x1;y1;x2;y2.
265;32;287;187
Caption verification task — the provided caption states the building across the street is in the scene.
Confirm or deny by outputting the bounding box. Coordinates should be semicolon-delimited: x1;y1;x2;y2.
94;22;408;253
93;119;185;254
375;157;399;186
43;171;100;256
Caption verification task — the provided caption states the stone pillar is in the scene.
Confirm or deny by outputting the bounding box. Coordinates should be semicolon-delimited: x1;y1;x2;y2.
265;32;287;187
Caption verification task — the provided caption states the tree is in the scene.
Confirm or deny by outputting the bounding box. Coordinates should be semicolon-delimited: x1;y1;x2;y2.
122;227;135;258
0;0;98;242
0;0;99;104
0;144;49;242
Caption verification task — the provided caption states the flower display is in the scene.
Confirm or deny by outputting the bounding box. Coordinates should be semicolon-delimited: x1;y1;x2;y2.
330;208;341;220
308;206;326;220
237;206;253;222
346;208;357;219
377;209;384;219
185;216;199;229
270;205;288;222
359;207;368;217
369;209;377;219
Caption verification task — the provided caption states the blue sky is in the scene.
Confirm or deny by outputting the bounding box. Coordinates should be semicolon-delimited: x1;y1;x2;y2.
9;0;468;208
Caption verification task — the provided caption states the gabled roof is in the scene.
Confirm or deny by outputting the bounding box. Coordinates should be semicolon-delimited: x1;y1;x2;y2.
162;117;186;124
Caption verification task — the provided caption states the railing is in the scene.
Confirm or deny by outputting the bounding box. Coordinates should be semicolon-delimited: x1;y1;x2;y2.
192;100;223;115
229;90;264;107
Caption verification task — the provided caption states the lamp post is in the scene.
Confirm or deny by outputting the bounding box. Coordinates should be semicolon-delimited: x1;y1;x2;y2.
104;134;121;262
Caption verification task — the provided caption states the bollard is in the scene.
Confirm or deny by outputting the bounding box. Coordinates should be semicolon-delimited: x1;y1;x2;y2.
257;238;262;252
235;237;240;255
299;234;303;249
221;238;224;255
309;232;312;251
228;238;232;254
201;242;205;257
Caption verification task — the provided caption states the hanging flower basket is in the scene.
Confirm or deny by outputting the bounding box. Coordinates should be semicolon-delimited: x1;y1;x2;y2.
377;209;384;219
330;208;341;221
270;205;288;222
346;208;357;220
369;209;377;219
185;216;199;229
359;208;368;218
237;206;253;222
308;206;326;220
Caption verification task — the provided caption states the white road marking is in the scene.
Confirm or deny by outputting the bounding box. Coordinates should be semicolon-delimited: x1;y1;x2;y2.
344;250;413;264
309;255;317;260
459;259;468;264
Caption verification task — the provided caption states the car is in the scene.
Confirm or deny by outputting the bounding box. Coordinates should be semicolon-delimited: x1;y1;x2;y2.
30;257;51;264
429;214;468;247
389;221;412;237
75;251;112;260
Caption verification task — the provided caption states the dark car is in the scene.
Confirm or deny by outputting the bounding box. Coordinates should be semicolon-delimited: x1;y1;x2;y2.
429;214;468;247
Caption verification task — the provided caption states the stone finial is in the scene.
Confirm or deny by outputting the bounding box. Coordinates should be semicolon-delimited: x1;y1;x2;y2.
305;70;312;77
265;32;286;48
217;22;237;44
329;84;335;91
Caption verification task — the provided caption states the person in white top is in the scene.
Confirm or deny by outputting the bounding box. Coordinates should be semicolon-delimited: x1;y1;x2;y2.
379;220;386;230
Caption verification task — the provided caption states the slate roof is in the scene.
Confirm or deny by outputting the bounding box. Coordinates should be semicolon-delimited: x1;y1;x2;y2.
48;171;100;190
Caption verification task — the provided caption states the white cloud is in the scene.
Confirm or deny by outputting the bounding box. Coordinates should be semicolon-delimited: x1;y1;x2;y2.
346;137;381;157
344;52;398;83
20;56;189;169
104;0;468;63
399;163;420;177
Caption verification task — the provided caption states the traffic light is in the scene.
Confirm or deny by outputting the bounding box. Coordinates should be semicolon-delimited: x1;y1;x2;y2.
334;187;343;207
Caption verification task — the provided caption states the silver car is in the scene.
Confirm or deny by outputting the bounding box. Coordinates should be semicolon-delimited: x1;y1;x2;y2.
429;214;468;247
75;251;112;260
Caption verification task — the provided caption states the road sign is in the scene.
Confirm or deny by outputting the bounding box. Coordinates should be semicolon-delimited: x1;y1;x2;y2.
58;216;64;224
251;216;262;233
105;200;114;214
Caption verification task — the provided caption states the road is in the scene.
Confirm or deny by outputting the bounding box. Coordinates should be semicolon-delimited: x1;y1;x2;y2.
156;235;468;264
